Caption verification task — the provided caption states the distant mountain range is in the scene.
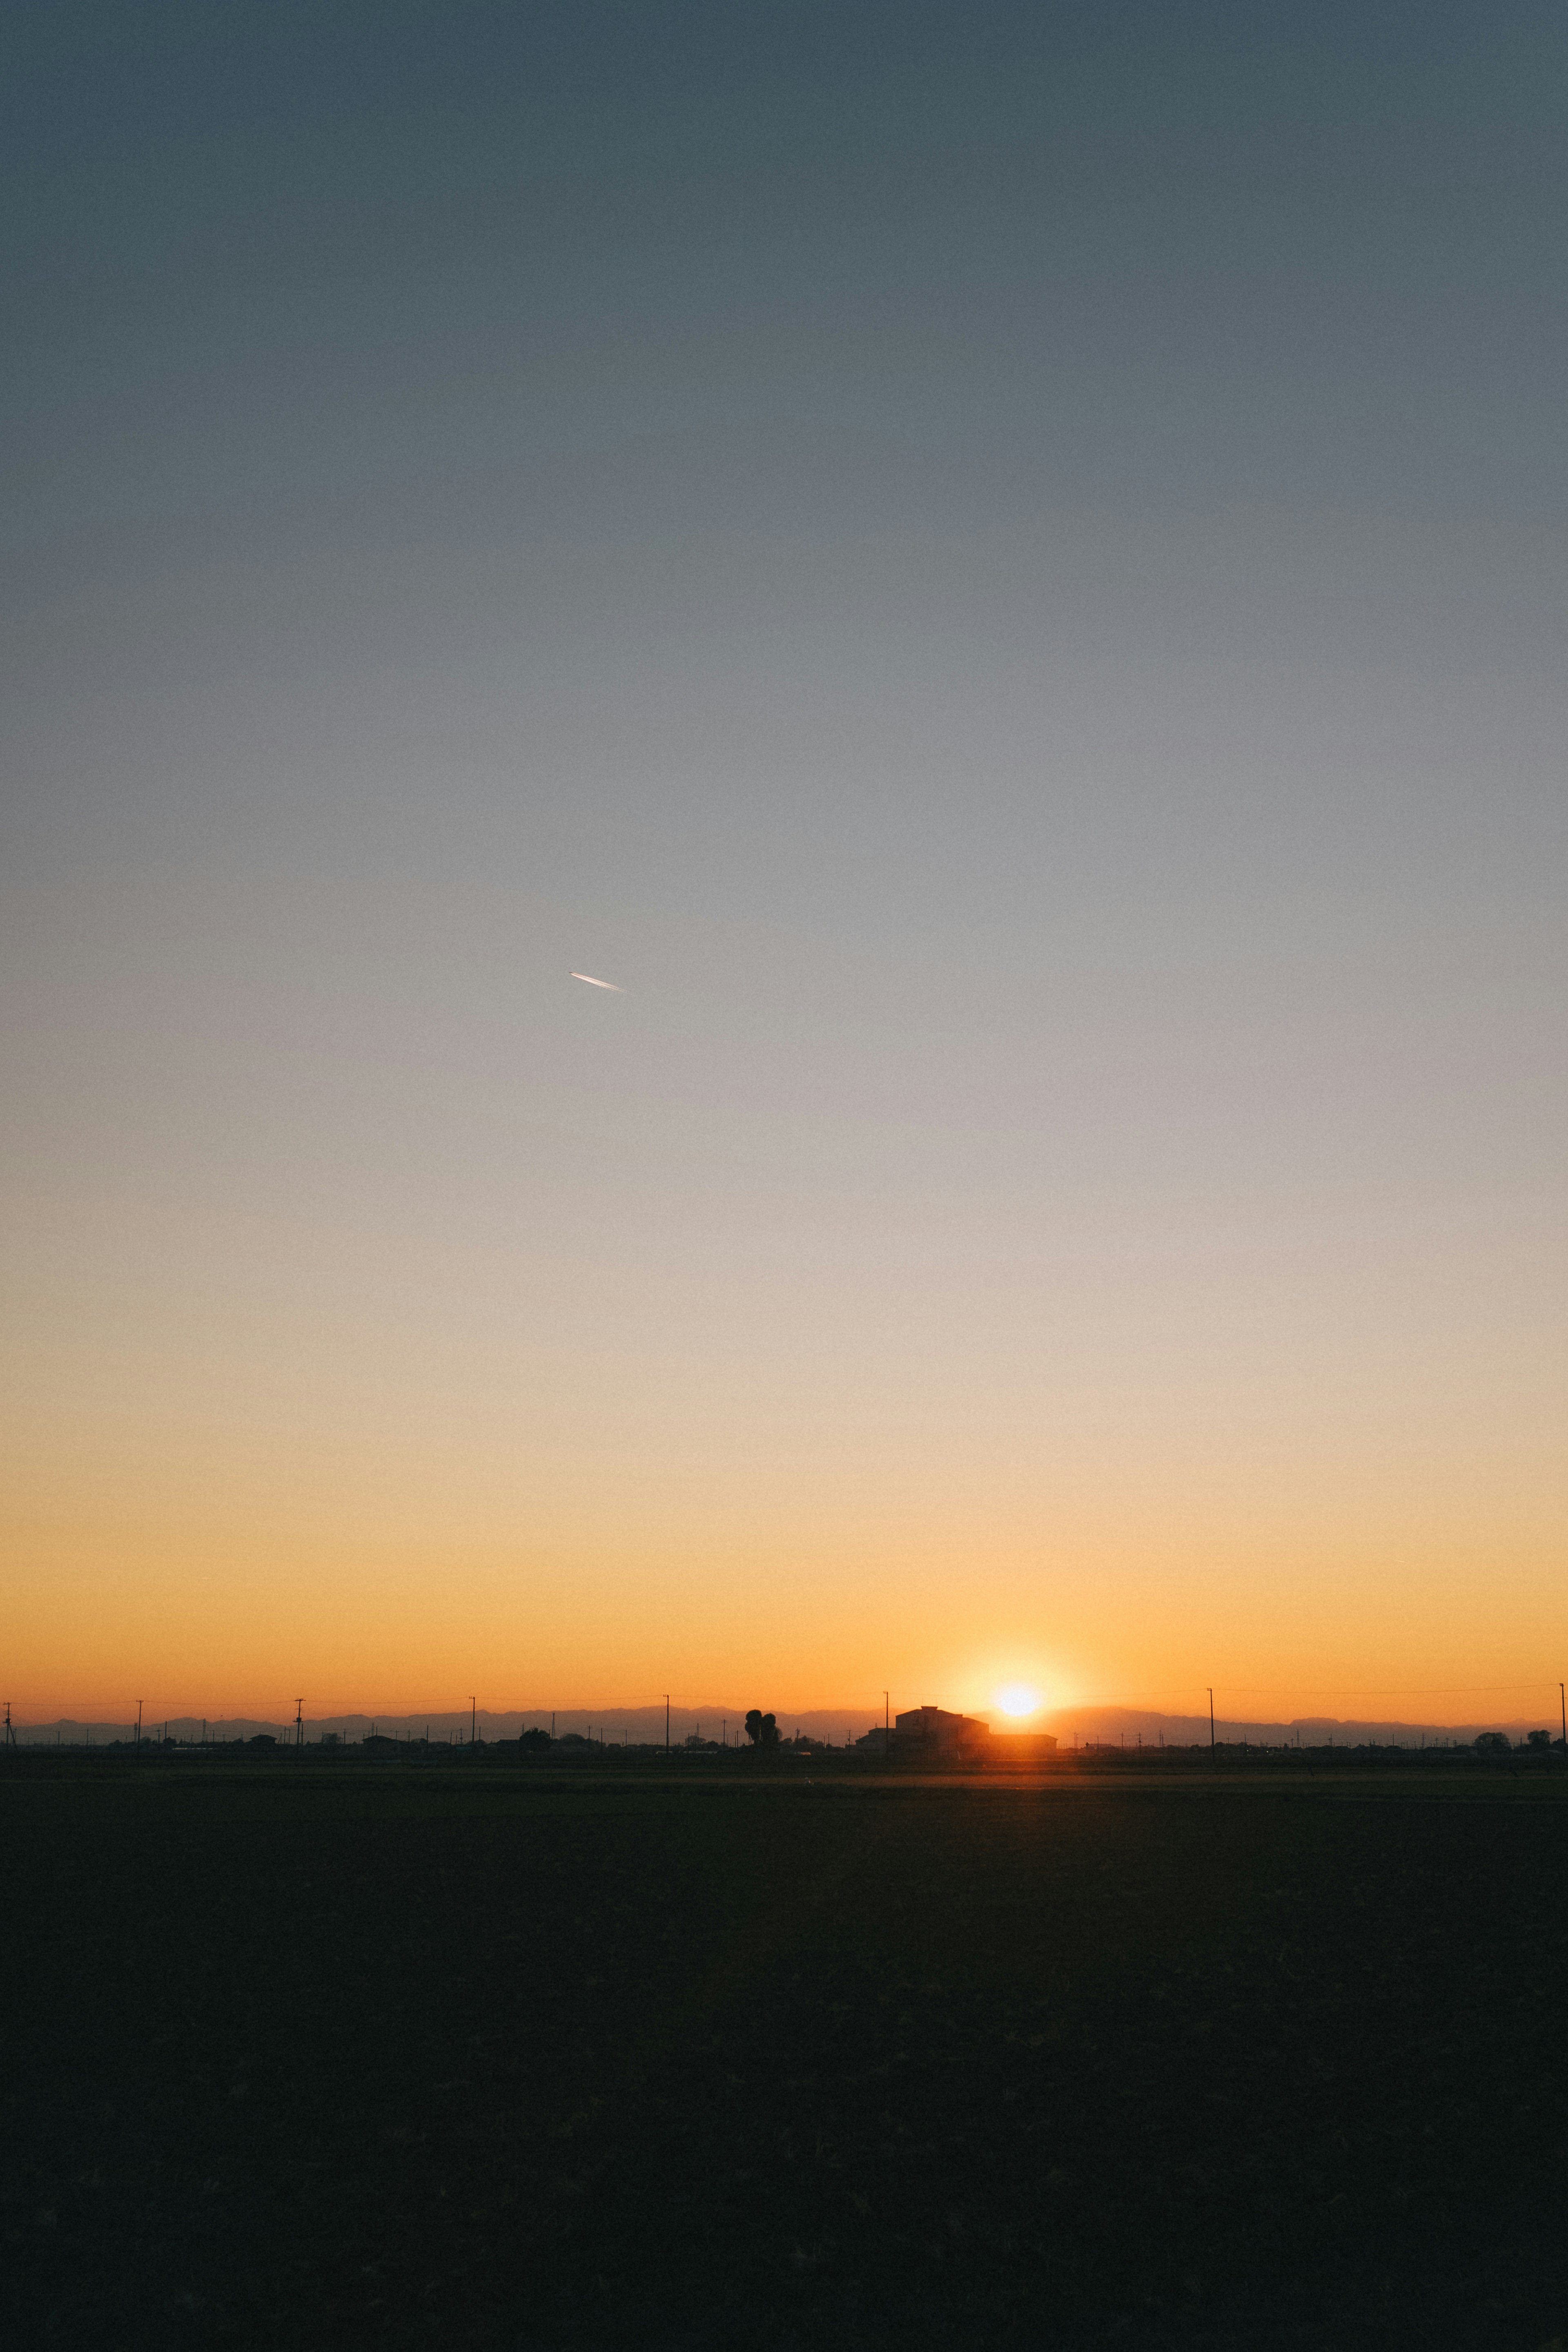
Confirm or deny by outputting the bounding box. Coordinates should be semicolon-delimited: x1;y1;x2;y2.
10;1701;1558;1748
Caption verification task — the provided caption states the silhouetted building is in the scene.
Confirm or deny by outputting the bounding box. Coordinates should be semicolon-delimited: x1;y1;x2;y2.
895;1705;990;1752
990;1732;1059;1761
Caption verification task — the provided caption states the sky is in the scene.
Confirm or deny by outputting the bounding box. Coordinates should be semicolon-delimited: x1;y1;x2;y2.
3;0;1565;1729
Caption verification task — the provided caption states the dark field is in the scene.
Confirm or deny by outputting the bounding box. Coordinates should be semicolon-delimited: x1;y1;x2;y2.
5;1762;1568;2350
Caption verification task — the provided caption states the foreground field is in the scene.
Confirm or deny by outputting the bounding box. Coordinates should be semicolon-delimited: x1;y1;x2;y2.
4;1763;1567;2349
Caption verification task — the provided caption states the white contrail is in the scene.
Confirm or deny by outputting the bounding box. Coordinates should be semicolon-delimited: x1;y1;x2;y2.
570;971;624;991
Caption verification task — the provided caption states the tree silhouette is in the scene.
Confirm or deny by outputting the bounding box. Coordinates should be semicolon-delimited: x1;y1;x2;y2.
744;1710;779;1748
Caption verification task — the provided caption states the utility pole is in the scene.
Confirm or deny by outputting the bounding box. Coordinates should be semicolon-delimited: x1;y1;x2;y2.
136;1699;143;1749
295;1699;303;1749
1208;1689;1214;1752
3;1701;15;1749
664;1694;670;1754
471;1697;477;1747
1560;1681;1565;1748
884;1690;889;1757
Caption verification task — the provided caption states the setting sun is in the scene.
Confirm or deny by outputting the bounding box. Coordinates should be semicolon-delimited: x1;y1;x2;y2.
996;1683;1040;1719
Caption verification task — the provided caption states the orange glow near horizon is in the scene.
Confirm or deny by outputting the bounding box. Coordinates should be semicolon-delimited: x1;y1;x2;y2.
6;1450;1566;1726
3;929;1564;1734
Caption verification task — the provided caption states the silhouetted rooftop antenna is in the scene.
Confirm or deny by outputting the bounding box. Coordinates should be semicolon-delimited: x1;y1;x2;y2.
295;1699;303;1750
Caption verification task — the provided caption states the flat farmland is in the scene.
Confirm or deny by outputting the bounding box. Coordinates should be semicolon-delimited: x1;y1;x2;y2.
4;1762;1567;2349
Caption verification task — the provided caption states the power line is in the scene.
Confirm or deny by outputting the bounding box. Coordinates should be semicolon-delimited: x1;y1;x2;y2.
1091;1681;1566;1707
1213;1683;1562;1697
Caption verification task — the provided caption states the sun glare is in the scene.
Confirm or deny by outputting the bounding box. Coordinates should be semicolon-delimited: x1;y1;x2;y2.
996;1683;1039;1719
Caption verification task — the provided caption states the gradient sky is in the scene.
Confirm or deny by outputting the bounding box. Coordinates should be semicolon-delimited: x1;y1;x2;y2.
4;0;1565;1726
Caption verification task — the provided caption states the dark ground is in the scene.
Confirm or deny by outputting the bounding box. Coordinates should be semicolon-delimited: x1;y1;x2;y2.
4;1757;1567;2350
